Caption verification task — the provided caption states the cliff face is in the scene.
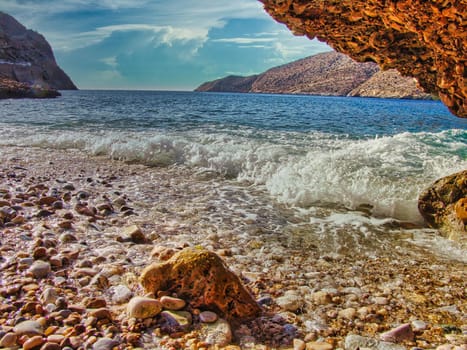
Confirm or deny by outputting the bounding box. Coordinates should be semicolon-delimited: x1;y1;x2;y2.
260;0;466;118
0;12;76;91
196;52;431;99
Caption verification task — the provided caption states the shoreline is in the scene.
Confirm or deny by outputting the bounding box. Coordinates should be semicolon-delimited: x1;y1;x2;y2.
0;145;465;349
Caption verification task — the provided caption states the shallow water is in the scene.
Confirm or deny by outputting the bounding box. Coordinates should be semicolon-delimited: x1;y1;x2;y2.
0;90;466;261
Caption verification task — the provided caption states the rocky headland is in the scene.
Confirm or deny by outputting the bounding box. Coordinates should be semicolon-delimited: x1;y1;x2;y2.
0;12;76;99
195;52;432;100
259;0;466;118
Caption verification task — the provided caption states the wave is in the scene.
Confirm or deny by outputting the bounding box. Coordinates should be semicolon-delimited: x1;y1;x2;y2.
1;125;465;222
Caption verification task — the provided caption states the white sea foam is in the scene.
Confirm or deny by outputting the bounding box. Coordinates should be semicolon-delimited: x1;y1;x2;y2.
0;125;465;223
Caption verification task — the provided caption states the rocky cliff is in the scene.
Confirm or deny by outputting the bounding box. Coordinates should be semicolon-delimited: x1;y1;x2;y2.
0;11;76;93
196;52;431;99
259;0;465;118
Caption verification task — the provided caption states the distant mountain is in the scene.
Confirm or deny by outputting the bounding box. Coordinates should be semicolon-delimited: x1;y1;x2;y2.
195;52;432;100
0;12;76;98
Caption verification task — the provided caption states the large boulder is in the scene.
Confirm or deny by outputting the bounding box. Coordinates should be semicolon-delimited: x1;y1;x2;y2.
260;0;466;118
418;170;467;240
139;247;261;320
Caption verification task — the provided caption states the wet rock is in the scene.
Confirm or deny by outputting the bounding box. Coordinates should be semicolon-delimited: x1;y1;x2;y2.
160;296;186;310
123;225;147;244
418;170;467;240
200;318;232;347
380;323;414;343
127;296;162;319
13;320;43;336
29;260;51;279
139;247;261;320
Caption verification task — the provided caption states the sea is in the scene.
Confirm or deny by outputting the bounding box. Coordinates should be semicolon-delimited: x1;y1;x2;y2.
1;90;466;261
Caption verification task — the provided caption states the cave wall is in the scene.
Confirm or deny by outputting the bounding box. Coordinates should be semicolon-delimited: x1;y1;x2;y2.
260;0;466;118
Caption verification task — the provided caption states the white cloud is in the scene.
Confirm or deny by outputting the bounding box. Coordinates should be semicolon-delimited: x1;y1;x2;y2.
212;37;275;44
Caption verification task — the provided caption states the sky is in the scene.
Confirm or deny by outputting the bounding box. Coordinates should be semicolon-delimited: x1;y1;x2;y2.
1;0;332;90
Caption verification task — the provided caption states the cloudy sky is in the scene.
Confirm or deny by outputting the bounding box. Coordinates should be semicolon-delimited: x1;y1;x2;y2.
1;0;331;90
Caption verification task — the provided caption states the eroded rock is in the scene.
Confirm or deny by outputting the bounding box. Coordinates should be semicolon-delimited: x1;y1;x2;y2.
139;247;261;320
260;0;467;118
418;170;467;240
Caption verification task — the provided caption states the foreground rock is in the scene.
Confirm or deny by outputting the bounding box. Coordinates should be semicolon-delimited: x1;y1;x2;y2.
140;247;262;320
196;52;431;100
260;0;466;118
418;170;467;240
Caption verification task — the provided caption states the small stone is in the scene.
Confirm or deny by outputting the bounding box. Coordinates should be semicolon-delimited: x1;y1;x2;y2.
47;334;65;344
345;335;406;350
0;332;17;347
111;285;133;304
11;215;26;224
123;225;147;244
380;324;414;343
160;296;186;310
411;320;428;332
89;308;112;320
373;297;389;305
58;220;73;229
29;260;51;279
306;341;333;350
13;320;44;336
41;342;62;350
127;296;162;319
199;311;218;323
293;338;306;350
310;291;332;305
92;338;119;350
23;335;45;350
338;308;357;320
276;292;304;312
201;318;232;347
161;310;192;329
33;247;48;260
59;233;77;243
84;297;107;309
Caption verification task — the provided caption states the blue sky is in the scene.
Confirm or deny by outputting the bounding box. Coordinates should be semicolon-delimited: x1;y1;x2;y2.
1;0;331;90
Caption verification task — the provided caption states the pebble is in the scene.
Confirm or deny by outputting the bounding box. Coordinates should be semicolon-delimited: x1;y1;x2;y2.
13;320;44;336
89;308;112;320
41;342;62;350
92;337;119;350
345;335;406;350
411;320;428;332
380;323;414;343
160;296;186;310
0;332;17;347
293;338;306;350
310;291;332;305
202;318;232;347
276;292;304;312
111;285;133;304
127;296;162;319
29;260;51;279
338;307;357;320
23;335;45;350
160;310;192;329
199;311;218;323
306;341;333;350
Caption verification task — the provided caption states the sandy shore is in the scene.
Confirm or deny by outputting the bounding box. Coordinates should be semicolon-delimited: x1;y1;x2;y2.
0;145;465;349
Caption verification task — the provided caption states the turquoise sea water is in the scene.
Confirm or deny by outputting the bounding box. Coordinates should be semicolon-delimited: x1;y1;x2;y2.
1;91;466;259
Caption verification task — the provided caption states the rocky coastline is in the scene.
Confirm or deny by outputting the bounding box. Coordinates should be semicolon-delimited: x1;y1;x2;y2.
0;78;60;99
0;146;465;350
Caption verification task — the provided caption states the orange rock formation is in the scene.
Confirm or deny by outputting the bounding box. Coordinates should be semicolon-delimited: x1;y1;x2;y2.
260;0;466;118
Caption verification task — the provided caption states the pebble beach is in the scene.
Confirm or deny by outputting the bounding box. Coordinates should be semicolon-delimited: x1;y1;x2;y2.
0;145;465;350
